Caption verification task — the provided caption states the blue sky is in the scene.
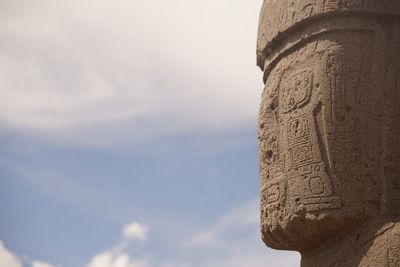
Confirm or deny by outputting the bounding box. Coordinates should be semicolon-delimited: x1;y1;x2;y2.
0;0;300;266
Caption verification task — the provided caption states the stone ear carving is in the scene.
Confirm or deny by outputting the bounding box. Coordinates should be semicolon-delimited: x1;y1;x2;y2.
257;1;400;266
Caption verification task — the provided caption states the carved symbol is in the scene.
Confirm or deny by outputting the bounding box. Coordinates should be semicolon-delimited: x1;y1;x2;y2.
301;196;341;212
289;144;313;166
280;69;313;113
287;115;310;146
288;162;323;178
287;160;341;212
327;50;363;124
267;183;281;204
263;176;287;208
309;176;325;195
274;153;286;174
327;55;347;122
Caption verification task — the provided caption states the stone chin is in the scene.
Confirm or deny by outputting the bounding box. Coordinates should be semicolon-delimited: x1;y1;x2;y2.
260;202;367;251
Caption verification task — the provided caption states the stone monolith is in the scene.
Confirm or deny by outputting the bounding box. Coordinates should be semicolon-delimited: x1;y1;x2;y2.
257;1;400;266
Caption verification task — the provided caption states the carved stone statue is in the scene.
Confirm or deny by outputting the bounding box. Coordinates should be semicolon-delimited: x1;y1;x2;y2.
257;1;400;266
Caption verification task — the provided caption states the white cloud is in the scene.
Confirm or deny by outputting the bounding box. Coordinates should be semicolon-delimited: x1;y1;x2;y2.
176;199;300;267
86;250;148;267
0;241;59;267
185;199;258;248
32;261;60;267
86;223;150;267
86;221;150;267
0;241;22;267
122;222;148;241
1;199;299;267
0;0;264;147
87;200;300;267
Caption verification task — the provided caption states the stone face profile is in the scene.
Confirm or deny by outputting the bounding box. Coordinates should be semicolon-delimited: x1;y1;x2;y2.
256;1;400;266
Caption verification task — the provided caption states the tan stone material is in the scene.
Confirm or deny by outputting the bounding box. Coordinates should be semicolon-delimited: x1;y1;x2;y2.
257;1;400;266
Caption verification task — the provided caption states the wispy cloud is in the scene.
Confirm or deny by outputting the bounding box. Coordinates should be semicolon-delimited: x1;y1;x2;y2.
185;200;258;248
1;200;300;267
32;261;60;267
122;223;148;241
10;167;132;224
0;222;150;267
91;201;300;267
86;251;149;267
0;0;263;148
0;241;59;267
83;201;300;267
86;221;150;267
173;199;300;267
0;242;21;267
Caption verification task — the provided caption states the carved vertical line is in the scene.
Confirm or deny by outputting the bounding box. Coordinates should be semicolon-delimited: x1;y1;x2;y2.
313;101;337;193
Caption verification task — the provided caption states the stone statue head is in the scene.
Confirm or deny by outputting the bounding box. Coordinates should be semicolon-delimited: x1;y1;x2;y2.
257;0;400;251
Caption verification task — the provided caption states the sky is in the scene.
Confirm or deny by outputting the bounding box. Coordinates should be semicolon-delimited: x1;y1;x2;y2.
0;0;300;266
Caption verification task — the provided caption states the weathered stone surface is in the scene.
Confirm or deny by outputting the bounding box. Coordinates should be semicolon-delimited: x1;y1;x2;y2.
257;0;400;68
257;0;400;266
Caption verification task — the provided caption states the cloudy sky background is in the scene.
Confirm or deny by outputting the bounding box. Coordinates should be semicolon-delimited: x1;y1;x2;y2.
0;0;300;266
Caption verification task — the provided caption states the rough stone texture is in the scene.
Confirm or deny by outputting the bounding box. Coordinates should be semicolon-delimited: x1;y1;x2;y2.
257;1;400;266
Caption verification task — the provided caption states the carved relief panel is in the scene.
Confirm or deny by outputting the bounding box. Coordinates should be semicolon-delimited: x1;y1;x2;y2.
259;30;375;249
